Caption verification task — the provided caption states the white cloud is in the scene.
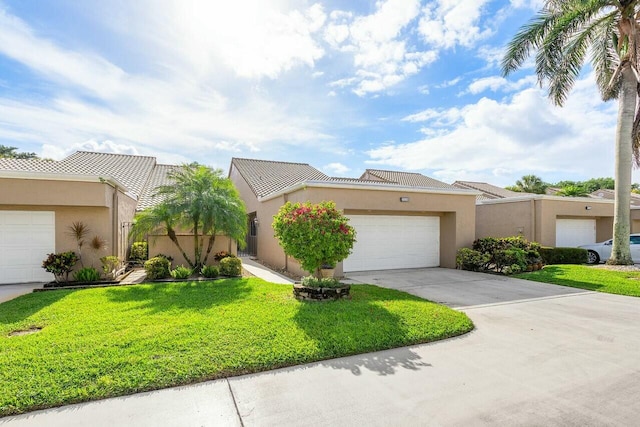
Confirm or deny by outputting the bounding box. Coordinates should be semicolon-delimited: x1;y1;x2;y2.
41;140;139;160
325;0;437;96
476;45;505;69
418;0;493;49
510;0;545;10
435;77;462;88
465;75;536;95
324;162;351;175
369;77;619;186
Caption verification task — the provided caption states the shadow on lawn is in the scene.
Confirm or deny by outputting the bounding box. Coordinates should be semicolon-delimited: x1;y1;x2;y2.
105;278;252;312
0;289;76;325
520;266;608;292
292;285;434;376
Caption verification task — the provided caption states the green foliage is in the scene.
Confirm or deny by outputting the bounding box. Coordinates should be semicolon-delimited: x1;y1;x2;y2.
539;247;587;265
41;251;79;282
455;248;491;272
219;256;242;276
0;278;473;416
130;164;247;271
0;144;38;159
144;256;171;280
272;201;356;276
213;250;233;261
555;185;589;197
201;265;219;278
100;256;121;280
510;175;547;194
494;248;528;274
300;276;344;288
73;267;101;282
170;265;192;279
555;177;614;193
130;242;148;261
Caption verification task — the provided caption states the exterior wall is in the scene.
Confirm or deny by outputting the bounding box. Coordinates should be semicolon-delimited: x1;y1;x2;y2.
117;189;138;260
0;178;113;207
477;198;614;247
148;235;235;268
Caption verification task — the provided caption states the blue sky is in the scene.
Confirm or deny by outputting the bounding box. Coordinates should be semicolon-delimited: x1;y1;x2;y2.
0;0;631;186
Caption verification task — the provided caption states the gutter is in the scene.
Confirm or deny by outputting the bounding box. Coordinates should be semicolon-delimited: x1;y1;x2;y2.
478;194;615;205
258;180;480;202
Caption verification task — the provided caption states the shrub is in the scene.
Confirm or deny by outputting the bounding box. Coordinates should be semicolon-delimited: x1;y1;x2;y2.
494;248;528;273
42;251;79;283
170;265;192;279
130;242;148;261
219;256;242;276
272;201;356;277
456;248;490;272
539;247;588;264
300;276;343;288
213;251;234;261
144;256;171;280
201;265;219;278
100;256;121;280
73;267;101;282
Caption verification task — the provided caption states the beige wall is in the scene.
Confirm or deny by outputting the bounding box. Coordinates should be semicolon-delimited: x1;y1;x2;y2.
0;178;114;207
476;198;614;247
148;234;235;269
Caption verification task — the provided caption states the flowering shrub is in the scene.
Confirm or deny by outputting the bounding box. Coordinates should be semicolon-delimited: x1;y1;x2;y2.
42;251;79;282
272;201;356;276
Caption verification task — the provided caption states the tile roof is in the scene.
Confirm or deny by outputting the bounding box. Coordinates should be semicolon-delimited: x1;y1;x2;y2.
591;188;640;205
362;169;456;190
58;151;157;198
231;158;330;197
452;180;526;199
0;158;66;173
137;164;180;211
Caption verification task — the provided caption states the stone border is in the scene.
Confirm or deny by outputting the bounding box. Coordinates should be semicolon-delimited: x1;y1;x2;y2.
293;283;351;301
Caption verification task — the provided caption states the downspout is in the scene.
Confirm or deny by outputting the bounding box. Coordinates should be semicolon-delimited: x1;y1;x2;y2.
530;199;536;243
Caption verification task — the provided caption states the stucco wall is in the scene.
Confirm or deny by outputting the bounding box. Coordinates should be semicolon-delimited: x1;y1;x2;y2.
476;200;533;241
0;178;113;207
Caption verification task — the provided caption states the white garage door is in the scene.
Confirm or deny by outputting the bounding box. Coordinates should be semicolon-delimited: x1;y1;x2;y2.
0;211;55;284
343;215;439;272
556;218;596;247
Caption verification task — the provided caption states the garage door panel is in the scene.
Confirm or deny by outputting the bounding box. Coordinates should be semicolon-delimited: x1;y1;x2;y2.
556;219;596;247
0;211;55;284
344;215;439;272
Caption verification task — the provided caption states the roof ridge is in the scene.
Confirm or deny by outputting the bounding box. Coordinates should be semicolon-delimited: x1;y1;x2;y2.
366;168;423;175
232;157;312;167
72;151;157;159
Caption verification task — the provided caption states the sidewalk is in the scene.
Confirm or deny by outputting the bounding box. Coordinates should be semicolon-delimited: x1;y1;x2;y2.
240;257;294;284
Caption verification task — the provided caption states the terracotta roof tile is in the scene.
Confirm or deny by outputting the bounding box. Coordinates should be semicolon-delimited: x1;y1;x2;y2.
363;169;456;190
452;180;526;199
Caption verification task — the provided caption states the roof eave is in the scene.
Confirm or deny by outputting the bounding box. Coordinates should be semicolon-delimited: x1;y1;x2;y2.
0;170;130;193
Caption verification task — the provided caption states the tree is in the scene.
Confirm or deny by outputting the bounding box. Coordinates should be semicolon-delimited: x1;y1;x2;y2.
510;174;548;194
130;164;247;271
556;184;590;197
0;145;37;159
502;0;640;264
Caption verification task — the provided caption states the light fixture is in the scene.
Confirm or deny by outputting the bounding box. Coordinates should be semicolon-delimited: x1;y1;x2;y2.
585;206;592;210
253;217;259;226
400;197;410;202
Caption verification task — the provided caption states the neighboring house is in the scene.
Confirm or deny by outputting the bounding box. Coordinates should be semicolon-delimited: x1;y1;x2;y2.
452;180;530;201
590;188;640;206
229;158;479;277
0;151;232;284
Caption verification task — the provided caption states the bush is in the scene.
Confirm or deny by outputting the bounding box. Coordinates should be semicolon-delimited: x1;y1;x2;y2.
219;256;242;276
73;267;101;282
456;248;490;272
144;256;171;280
300;276;344;288
170;265;192;280
494;248;528;274
100;256;121;280
213;251;234;261
42;251;79;283
201;265;219;278
130;242;148;261
272;201;356;276
153;253;174;262
539;247;588;264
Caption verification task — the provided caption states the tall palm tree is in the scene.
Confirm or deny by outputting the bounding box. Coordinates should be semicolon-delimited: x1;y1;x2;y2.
131;164;247;271
514;174;548;194
502;0;640;264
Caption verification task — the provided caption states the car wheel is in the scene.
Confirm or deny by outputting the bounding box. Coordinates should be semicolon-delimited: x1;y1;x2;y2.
586;250;600;265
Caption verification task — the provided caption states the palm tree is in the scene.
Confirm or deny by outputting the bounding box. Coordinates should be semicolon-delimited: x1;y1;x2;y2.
502;0;640;264
130;164;247;271
556;184;590;197
513;174;548;194
0;144;37;159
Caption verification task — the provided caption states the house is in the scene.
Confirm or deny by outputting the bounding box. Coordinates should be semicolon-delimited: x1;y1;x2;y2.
452;180;530;201
229;158;479;277
0;151;233;284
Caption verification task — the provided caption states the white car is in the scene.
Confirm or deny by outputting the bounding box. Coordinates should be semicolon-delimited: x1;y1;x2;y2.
579;234;640;264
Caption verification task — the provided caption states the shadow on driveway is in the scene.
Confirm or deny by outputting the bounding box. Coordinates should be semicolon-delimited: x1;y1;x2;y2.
345;268;589;308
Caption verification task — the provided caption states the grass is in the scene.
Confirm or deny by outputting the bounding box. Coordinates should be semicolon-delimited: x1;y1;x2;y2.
515;265;640;297
0;278;473;416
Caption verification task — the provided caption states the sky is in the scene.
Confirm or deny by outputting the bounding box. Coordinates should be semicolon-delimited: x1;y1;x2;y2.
0;0;634;186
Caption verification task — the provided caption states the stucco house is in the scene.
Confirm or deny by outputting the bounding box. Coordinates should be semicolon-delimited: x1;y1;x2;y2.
0;151;233;284
229;158;479;277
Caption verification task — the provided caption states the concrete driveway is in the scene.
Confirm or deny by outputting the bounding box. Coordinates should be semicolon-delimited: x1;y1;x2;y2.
0;283;43;304
2;269;640;426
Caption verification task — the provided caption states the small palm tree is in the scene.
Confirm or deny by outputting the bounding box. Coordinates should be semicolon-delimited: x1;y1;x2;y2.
514;174;548;194
556;185;590;197
502;0;640;264
130;164;247;271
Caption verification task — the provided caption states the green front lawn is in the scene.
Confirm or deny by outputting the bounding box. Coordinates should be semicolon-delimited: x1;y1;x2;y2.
515;265;640;297
0;278;473;416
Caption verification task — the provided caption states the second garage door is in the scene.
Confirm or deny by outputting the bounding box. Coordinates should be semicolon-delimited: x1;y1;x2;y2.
556;218;596;247
343;215;439;272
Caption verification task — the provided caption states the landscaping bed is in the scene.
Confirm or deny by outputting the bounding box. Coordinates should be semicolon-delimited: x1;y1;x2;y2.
0;278;473;416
